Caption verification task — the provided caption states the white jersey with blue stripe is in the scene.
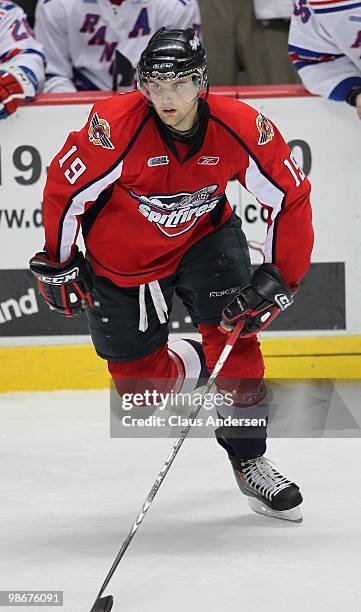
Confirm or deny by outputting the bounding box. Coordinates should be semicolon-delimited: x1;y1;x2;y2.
35;0;201;93
288;0;361;101
0;1;45;97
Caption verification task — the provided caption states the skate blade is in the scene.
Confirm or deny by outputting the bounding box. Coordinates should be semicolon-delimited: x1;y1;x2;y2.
248;497;303;523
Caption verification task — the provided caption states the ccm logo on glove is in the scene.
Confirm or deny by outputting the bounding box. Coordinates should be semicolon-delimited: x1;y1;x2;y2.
39;268;80;285
29;246;93;316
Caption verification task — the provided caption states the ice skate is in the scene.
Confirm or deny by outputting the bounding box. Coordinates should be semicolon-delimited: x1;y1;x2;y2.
233;456;303;523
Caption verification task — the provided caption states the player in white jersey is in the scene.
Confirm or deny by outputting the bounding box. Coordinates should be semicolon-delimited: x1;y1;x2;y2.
289;0;361;119
0;1;45;120
34;0;201;93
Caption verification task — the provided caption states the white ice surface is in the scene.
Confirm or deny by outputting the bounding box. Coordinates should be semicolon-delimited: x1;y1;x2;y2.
1;390;361;612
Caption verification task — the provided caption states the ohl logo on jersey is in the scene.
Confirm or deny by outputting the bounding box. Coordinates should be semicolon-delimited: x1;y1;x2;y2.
88;113;114;150
256;113;274;146
130;184;223;237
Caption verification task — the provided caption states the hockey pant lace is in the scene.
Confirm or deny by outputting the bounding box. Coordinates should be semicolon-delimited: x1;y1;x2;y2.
138;280;168;332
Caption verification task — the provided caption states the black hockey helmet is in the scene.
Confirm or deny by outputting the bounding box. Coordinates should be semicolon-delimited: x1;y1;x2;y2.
137;27;207;98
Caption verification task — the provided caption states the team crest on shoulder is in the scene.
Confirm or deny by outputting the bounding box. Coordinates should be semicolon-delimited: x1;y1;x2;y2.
256;113;274;146
88;113;114;150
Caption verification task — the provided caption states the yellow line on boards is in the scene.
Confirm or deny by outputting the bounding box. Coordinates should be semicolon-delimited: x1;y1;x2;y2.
0;336;360;392
0;345;108;392
261;335;361;356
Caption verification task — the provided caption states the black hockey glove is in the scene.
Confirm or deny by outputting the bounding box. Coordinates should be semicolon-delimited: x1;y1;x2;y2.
29;246;93;316
220;263;294;337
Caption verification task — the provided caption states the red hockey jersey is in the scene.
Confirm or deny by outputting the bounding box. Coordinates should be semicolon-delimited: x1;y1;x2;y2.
42;91;313;288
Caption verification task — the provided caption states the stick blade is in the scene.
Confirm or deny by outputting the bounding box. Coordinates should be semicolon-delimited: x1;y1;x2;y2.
90;595;114;612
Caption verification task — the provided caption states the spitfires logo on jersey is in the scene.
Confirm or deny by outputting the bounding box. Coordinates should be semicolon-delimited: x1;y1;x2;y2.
130;184;223;237
88;113;114;150
256;113;274;146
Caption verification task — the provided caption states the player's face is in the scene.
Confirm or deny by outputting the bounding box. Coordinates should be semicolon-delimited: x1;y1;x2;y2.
146;77;200;130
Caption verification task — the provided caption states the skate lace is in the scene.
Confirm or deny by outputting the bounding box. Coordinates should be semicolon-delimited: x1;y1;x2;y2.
241;457;292;501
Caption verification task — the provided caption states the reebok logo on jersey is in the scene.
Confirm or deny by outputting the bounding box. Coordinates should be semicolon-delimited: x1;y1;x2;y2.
130;184;223;237
256;113;274;146
88;113;114;150
147;156;169;167
198;156;220;165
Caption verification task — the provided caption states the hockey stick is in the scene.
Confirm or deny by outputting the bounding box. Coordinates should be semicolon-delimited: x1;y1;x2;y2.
90;319;244;612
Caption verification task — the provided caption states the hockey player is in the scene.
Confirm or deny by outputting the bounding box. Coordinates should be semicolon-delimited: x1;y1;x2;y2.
0;1;45;120
29;29;313;522
289;0;361;119
34;0;201;93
